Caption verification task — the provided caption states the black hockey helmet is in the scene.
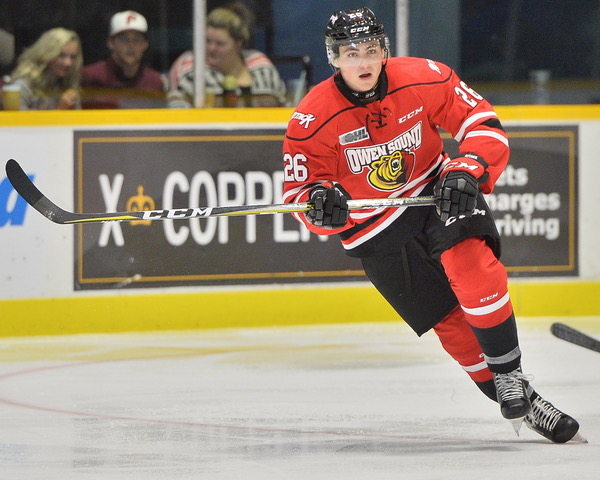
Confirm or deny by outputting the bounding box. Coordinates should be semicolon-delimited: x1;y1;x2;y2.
324;6;390;66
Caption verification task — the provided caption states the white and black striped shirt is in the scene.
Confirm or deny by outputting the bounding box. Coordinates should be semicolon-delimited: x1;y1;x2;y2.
167;49;286;107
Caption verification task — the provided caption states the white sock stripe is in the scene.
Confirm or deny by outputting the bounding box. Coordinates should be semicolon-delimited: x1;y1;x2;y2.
460;291;510;316
461;360;488;373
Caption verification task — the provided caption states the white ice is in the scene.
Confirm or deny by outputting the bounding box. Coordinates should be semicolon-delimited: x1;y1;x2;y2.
0;319;598;480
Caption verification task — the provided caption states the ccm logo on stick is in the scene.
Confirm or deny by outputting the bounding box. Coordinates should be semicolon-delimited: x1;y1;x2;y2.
142;208;213;219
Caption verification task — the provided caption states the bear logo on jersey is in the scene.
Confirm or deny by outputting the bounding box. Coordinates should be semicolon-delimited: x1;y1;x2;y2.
367;150;414;190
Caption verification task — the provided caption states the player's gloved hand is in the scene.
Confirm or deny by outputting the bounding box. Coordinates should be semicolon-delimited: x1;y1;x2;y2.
305;184;350;228
434;153;489;222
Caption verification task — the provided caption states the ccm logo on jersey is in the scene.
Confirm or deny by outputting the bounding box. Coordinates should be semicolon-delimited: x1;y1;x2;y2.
291;111;316;129
339;127;370;145
398;106;423;124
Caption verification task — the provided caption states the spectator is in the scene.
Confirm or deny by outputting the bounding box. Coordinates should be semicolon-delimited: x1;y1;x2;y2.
81;10;165;108
168;1;286;108
10;27;82;110
0;27;15;76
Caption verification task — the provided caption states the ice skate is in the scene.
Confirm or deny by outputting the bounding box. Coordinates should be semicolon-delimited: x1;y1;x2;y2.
493;369;531;434
525;393;586;443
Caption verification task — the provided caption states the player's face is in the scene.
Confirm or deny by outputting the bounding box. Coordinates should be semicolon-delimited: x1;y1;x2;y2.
108;31;148;67
47;40;79;79
206;27;241;70
336;41;384;92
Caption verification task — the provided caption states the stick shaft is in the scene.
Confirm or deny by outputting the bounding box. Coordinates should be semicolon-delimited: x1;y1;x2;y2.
551;323;600;353
6;159;435;225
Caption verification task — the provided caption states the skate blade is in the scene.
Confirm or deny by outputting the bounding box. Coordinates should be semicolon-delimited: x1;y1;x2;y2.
569;432;588;444
510;417;525;436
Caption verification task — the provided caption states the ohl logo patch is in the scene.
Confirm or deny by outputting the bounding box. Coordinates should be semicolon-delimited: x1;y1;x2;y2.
367;150;414;191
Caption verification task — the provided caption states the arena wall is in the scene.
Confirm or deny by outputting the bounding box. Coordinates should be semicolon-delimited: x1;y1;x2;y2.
1;106;599;336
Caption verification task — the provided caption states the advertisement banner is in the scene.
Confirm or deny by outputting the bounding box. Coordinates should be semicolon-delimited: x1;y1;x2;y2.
73;125;577;290
73;129;364;290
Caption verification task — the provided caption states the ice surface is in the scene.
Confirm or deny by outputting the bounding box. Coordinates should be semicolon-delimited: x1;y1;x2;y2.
0;319;598;479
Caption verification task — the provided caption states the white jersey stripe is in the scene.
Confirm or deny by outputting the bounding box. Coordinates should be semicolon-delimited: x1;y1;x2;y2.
343;183;429;249
460;291;511;316
349;154;443;220
454;111;498;142
464;130;509;147
343;156;444;249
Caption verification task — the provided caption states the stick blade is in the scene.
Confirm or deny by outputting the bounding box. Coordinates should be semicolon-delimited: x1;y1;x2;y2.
6;158;43;205
5;159;71;224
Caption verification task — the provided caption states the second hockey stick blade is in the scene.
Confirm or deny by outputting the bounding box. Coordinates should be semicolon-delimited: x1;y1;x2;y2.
551;322;600;353
5;159;435;225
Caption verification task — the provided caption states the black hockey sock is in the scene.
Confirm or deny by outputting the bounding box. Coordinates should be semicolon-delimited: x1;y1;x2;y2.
470;314;521;373
476;379;498;402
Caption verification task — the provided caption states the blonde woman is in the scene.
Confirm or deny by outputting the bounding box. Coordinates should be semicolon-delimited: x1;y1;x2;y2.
11;28;82;110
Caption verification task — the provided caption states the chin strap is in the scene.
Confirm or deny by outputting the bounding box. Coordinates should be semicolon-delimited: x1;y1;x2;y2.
351;86;379;100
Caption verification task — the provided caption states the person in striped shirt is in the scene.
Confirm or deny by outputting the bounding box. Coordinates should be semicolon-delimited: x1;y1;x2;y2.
168;2;285;108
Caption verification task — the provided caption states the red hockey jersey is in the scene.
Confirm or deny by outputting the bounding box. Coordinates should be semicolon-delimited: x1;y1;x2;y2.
282;56;509;254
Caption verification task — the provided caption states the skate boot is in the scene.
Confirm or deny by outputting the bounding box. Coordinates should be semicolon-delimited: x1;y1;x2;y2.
493;368;531;434
525;393;582;443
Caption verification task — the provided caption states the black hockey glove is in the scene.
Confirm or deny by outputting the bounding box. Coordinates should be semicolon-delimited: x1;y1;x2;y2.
434;153;489;222
434;171;479;222
305;184;350;228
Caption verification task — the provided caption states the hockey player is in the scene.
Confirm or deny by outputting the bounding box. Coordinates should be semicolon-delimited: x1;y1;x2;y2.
282;6;581;443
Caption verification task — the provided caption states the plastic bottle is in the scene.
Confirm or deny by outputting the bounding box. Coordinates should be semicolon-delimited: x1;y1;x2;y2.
204;86;216;108
222;75;239;108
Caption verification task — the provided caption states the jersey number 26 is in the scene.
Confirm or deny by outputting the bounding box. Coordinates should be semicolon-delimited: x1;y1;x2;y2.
454;81;483;107
283;153;309;182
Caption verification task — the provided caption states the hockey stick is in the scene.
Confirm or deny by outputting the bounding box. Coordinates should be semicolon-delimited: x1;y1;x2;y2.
5;159;435;225
551;322;600;353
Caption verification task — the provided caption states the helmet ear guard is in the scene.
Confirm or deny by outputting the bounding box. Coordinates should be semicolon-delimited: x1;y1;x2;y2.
324;6;390;68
